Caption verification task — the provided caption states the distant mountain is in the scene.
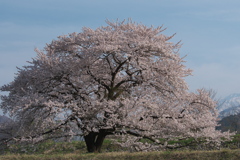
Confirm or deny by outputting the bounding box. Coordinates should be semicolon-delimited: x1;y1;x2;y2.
217;93;240;118
0;115;13;140
0;115;12;124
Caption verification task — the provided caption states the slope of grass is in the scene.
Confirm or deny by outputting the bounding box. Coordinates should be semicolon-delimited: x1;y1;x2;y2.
1;149;240;160
1;139;126;155
1;135;240;159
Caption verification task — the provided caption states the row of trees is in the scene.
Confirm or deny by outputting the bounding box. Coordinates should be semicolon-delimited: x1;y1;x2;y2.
0;20;232;152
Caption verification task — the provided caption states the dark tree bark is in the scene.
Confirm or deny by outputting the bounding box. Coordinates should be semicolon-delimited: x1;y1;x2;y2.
84;130;107;153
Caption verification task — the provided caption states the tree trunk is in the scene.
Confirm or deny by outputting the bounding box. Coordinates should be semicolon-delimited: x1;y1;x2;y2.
84;130;107;153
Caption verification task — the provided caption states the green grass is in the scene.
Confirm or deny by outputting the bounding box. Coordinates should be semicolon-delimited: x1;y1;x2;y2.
1;135;240;159
2;140;86;155
1;149;240;160
1;139;126;155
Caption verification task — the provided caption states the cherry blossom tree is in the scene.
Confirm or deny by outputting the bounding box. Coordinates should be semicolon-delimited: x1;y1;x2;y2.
0;20;232;152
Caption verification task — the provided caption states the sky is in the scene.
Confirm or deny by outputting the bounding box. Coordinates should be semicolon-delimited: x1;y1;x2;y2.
1;0;240;106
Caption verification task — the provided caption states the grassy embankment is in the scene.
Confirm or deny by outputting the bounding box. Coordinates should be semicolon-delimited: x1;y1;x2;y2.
1;149;240;160
1;135;240;160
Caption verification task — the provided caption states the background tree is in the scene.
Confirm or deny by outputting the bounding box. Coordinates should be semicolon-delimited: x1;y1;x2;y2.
0;20;232;152
0;115;14;140
0;115;16;152
217;113;240;133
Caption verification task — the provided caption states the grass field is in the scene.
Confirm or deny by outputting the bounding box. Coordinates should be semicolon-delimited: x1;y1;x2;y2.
1;136;240;160
1;149;240;160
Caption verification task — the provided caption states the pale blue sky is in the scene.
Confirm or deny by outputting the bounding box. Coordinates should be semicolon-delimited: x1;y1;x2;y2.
1;0;240;101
